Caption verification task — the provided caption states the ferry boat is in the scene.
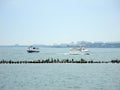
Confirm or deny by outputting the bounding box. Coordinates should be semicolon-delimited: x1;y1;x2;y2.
27;46;39;53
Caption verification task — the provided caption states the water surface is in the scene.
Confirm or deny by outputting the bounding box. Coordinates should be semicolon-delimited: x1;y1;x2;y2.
0;64;120;90
0;47;120;61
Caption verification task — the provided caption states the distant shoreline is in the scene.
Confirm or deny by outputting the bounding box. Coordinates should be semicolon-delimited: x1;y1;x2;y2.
0;46;120;48
0;41;120;48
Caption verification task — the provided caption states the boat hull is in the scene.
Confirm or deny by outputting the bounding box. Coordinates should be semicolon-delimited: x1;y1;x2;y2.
27;50;39;53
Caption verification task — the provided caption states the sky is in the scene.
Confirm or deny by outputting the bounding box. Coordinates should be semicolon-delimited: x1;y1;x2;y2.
0;0;120;45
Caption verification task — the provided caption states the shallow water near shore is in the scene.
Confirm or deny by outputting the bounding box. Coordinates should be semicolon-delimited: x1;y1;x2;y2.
0;64;120;90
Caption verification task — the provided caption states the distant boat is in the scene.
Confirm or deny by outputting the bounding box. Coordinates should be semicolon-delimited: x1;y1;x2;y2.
27;46;39;53
70;47;88;52
69;47;89;55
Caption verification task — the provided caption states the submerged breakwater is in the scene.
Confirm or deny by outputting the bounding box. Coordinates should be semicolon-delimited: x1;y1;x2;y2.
0;58;120;64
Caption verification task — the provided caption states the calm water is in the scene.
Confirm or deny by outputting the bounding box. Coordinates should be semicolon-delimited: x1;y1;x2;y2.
0;47;120;61
0;47;120;90
0;64;120;90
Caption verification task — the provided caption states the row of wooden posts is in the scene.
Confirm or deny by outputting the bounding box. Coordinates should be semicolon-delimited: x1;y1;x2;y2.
0;58;120;64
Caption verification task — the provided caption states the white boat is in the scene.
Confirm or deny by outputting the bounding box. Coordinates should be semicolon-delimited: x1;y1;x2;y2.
27;46;39;53
70;47;88;52
69;47;89;55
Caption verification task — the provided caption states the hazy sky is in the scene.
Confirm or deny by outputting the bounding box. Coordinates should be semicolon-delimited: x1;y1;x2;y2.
0;0;120;45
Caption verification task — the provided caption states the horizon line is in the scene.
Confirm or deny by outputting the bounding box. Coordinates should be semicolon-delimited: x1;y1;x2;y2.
0;41;120;46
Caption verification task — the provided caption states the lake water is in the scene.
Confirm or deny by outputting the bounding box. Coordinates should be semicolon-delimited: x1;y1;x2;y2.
0;47;120;90
0;47;120;61
0;64;120;90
